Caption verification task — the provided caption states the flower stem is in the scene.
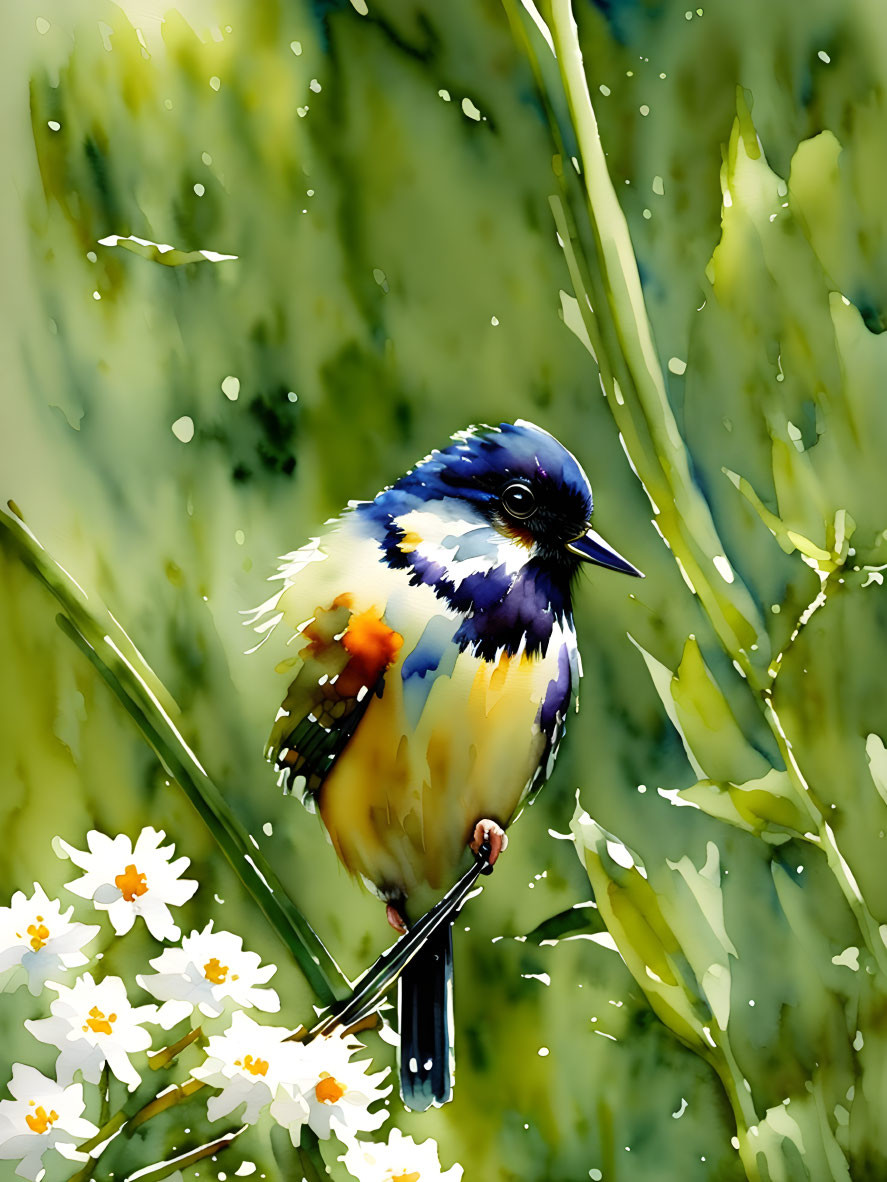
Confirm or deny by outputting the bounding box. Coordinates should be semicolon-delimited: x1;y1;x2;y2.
0;507;348;1006
148;1026;204;1071
75;1111;127;1157
99;1065;111;1128
72;1077;208;1181
505;0;887;981
298;1128;330;1182
126;1127;244;1182
127;1078;206;1132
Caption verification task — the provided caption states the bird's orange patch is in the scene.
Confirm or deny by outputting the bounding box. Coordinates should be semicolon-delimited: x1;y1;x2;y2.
338;607;403;696
302;593;355;659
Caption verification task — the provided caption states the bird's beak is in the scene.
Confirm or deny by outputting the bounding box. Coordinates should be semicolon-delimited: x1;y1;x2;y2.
566;528;644;578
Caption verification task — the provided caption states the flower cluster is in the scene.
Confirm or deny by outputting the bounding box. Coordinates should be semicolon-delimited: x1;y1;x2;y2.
342;1127;464;1182
0;826;463;1182
191;1010;390;1143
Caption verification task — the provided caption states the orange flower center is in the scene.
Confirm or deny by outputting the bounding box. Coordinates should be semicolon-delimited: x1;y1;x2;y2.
83;1005;117;1035
27;918;50;951
234;1054;269;1076
203;957;229;984
115;864;148;901
25;1104;59;1134
315;1073;347;1104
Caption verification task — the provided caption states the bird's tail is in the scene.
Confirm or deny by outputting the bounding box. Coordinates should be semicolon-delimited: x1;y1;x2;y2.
398;920;454;1110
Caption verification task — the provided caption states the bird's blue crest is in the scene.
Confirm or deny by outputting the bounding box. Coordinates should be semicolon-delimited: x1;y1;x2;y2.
352;422;595;659
364;420;593;521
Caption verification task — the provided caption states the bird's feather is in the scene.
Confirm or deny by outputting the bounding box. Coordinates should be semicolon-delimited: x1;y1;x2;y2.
398;921;454;1111
251;507;579;903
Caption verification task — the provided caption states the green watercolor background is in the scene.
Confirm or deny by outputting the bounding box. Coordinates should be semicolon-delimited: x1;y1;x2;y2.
2;1;887;1179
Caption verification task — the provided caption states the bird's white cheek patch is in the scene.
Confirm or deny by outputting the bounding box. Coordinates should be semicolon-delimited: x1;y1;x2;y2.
393;507;532;583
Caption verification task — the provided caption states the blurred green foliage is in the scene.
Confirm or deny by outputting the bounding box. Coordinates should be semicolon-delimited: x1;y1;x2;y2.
2;0;887;1179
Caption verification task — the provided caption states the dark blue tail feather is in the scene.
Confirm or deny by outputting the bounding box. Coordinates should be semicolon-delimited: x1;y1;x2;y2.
398;921;454;1110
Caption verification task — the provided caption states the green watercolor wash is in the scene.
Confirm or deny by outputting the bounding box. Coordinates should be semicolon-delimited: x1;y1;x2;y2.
2;0;887;1179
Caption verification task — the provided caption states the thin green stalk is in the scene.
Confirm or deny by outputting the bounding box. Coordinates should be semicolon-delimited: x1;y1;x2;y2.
76;1111;127;1158
0;507;348;1005
148;1026;204;1071
505;0;767;685
298;1128;332;1182
126;1078;206;1133
505;0;887;977
73;1075;205;1178
122;1127;243;1182
98;1065;111;1128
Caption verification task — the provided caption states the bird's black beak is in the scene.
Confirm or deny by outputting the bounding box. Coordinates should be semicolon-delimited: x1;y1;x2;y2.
566;528;644;578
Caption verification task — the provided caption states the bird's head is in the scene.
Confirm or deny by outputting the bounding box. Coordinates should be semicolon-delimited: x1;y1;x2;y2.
359;421;642;609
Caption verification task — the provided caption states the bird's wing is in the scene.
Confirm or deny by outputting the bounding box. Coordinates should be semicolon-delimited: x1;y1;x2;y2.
249;517;409;808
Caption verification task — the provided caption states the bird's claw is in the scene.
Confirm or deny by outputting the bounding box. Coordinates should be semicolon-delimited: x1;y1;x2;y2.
470;819;507;874
386;904;408;934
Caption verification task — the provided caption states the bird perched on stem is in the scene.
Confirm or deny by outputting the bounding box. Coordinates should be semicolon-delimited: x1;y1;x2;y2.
250;420;642;1110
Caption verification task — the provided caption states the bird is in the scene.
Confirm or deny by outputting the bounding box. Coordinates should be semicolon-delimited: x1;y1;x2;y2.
249;420;642;1111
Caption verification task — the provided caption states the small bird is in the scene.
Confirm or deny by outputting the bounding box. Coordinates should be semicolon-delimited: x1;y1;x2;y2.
252;420;642;1110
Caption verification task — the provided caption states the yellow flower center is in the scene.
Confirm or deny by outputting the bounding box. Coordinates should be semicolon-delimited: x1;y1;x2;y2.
115;864;149;901
203;957;229;984
233;1054;269;1076
27;917;50;951
83;1005;117;1035
315;1073;347;1104
391;1173;420;1182
25;1104;59;1135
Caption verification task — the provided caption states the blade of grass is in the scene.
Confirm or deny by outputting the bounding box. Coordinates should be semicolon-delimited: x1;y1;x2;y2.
503;0;887;978
0;506;349;1004
504;0;767;682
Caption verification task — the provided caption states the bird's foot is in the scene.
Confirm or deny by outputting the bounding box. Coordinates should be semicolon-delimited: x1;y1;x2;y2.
470;819;508;867
386;903;408;935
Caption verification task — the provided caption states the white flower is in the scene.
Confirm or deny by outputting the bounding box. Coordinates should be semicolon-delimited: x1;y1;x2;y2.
275;1031;389;1144
0;884;99;996
341;1128;463;1182
191;1010;303;1126
0;1064;98;1181
26;973;158;1092
136;921;280;1029
61;828;197;941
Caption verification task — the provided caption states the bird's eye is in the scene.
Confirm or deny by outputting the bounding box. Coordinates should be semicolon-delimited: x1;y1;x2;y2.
501;482;537;520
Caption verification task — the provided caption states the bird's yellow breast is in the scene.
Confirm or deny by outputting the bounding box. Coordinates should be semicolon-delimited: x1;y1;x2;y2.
318;638;556;910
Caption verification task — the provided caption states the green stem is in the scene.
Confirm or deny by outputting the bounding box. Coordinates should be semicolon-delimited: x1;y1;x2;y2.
505;0;887;977
298;1128;331;1182
127;1078;207;1133
508;0;767;684
75;1111;127;1158
0;507;348;1005
74;1077;204;1168
98;1065;111;1128
127;1128;244;1182
148;1026;204;1071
